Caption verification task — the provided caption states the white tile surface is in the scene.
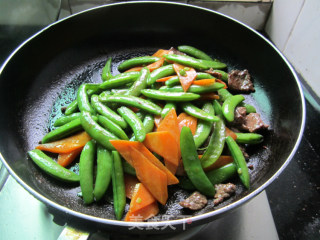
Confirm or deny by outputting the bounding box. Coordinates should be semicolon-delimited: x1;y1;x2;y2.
283;0;320;95
265;0;305;51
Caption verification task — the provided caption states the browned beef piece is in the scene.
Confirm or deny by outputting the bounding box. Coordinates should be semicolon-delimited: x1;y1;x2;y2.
169;47;186;56
179;191;208;210
234;106;247;125
213;183;236;205
228;69;255;93
205;68;223;79
241;113;269;132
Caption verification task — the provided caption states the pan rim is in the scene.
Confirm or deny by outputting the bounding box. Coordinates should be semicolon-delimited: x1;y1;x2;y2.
0;0;306;229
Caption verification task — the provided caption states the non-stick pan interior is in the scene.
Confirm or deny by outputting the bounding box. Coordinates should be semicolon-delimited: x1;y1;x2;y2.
0;2;304;231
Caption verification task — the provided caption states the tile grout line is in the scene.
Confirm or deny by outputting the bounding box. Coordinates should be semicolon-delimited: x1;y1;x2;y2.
283;0;306;53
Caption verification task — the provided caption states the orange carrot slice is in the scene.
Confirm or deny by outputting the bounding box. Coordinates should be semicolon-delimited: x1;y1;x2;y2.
203;155;234;172
216;79;228;89
173;63;197;92
109;140;179;185
193;79;216;86
129;147;168;205
36;131;91;154
124;174;140;199
226;127;237;140
177;113;197;135
152;49;170;58
154;115;162;129
130;183;156;213
125;201;159;222
57;148;82;167
143;131;179;167
156;76;175;83
199;93;220;101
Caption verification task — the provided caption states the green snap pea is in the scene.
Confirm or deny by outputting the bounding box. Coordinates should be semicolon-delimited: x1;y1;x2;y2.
135;111;146;121
111;89;127;95
91;95;127;129
218;89;256;113
100;94;162;115
65;100;79;116
101;57;113;81
148;64;175;85
178;163;237;191
125;67;150;97
77;84;98;114
180;126;215;196
213;99;224;118
122;159;136;176
161;102;176;118
181;102;219;122
196;72;215;79
79;139;96;204
222;95;245;122
198;59;227;69
142;113;155;133
193;102;215;148
235;133;264;144
94;145;113;201
42;117;94;143
111;151;126;220
53;112;81;127
226;136;250;189
212;70;228;82
177;45;213;61
80;111;118;150
141;89;200;102
200;117;226;169
98;115;129;140
164;54;208;70
118;56;160;72
28;149;80;182
117;106;146;142
99;71;140;90
165;76;180;87
160;82;225;94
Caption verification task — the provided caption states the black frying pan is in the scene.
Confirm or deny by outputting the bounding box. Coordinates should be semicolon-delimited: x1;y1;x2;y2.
0;1;305;234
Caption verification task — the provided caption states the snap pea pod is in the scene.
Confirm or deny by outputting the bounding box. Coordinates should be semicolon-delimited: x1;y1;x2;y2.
118;56;160;72
94;145;113;201
125;67;150;97
65;100;79;116
148;64;175;85
177;45;213;61
160;82;225;94
99;71;140;90
222;95;245;122
178;163;237;190
111;89;127;95
200;117;226;169
213;99;224;118
181;102;219;122
225;136;250;189
165;72;214;87
235;133;264;144
42;116;97;143
98;115;129;140
198;59;227;69
180;126;215;196
122;159;136;176
142;113;155;133
100;94;162;115
77;84;98;114
135;111;146;121
54;112;81;127
79;139;96;204
101;57;113;81
80;111;118;150
165;76;180;87
141;89;200;102
164;54;208;70
212;70;228;82
217;89;256;113
117;106;146;142
161;102;176;118
28;149;80;182
193;102;215;148
91;95;127;129
111;151;126;220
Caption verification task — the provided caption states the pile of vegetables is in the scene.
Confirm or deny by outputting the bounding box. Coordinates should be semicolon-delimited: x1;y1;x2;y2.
28;45;264;221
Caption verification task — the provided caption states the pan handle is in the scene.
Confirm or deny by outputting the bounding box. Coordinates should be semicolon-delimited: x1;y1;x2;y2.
57;225;90;240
